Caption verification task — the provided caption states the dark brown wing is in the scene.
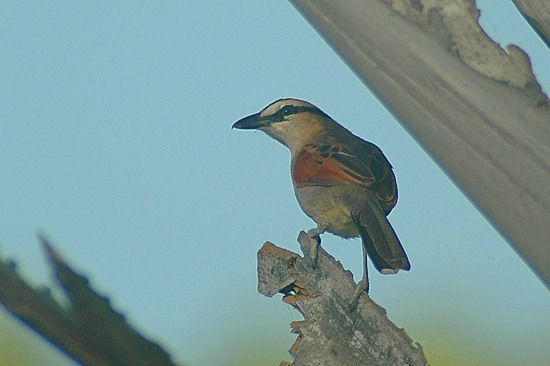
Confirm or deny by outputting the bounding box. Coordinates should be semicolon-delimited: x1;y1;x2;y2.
292;139;397;214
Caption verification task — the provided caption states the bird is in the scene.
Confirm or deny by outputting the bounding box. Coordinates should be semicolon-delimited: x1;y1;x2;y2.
232;98;410;294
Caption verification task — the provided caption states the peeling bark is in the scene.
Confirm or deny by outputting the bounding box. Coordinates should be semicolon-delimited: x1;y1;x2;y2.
258;232;427;366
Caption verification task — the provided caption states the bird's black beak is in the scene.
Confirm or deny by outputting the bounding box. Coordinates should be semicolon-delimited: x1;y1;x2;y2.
232;112;270;130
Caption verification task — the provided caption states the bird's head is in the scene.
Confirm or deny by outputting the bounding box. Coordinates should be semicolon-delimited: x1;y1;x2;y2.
232;98;329;154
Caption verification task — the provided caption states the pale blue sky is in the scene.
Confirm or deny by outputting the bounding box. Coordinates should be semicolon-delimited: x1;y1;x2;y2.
0;2;548;365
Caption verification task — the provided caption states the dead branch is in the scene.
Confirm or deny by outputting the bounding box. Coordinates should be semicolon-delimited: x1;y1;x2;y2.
258;231;427;366
0;235;175;366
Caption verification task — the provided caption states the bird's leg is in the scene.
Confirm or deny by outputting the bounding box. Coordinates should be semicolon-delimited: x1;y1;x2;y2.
305;224;327;269
349;244;370;311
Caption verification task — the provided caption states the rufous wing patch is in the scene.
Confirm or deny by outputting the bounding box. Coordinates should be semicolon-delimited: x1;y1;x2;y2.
292;144;375;188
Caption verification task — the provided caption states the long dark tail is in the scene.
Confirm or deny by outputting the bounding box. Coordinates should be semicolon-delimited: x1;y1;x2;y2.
352;195;410;274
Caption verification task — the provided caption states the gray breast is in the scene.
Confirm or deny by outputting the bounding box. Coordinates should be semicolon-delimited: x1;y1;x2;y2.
294;184;365;238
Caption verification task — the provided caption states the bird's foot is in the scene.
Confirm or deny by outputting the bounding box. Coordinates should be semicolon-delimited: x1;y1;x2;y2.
305;229;321;269
349;278;369;312
299;225;326;269
306;224;327;238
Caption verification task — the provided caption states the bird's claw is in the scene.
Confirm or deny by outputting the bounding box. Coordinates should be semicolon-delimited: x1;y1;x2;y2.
305;225;326;269
305;230;321;269
349;278;369;311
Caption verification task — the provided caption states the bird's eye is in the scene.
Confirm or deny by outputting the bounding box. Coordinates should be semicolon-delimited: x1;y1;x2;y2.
280;105;296;119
